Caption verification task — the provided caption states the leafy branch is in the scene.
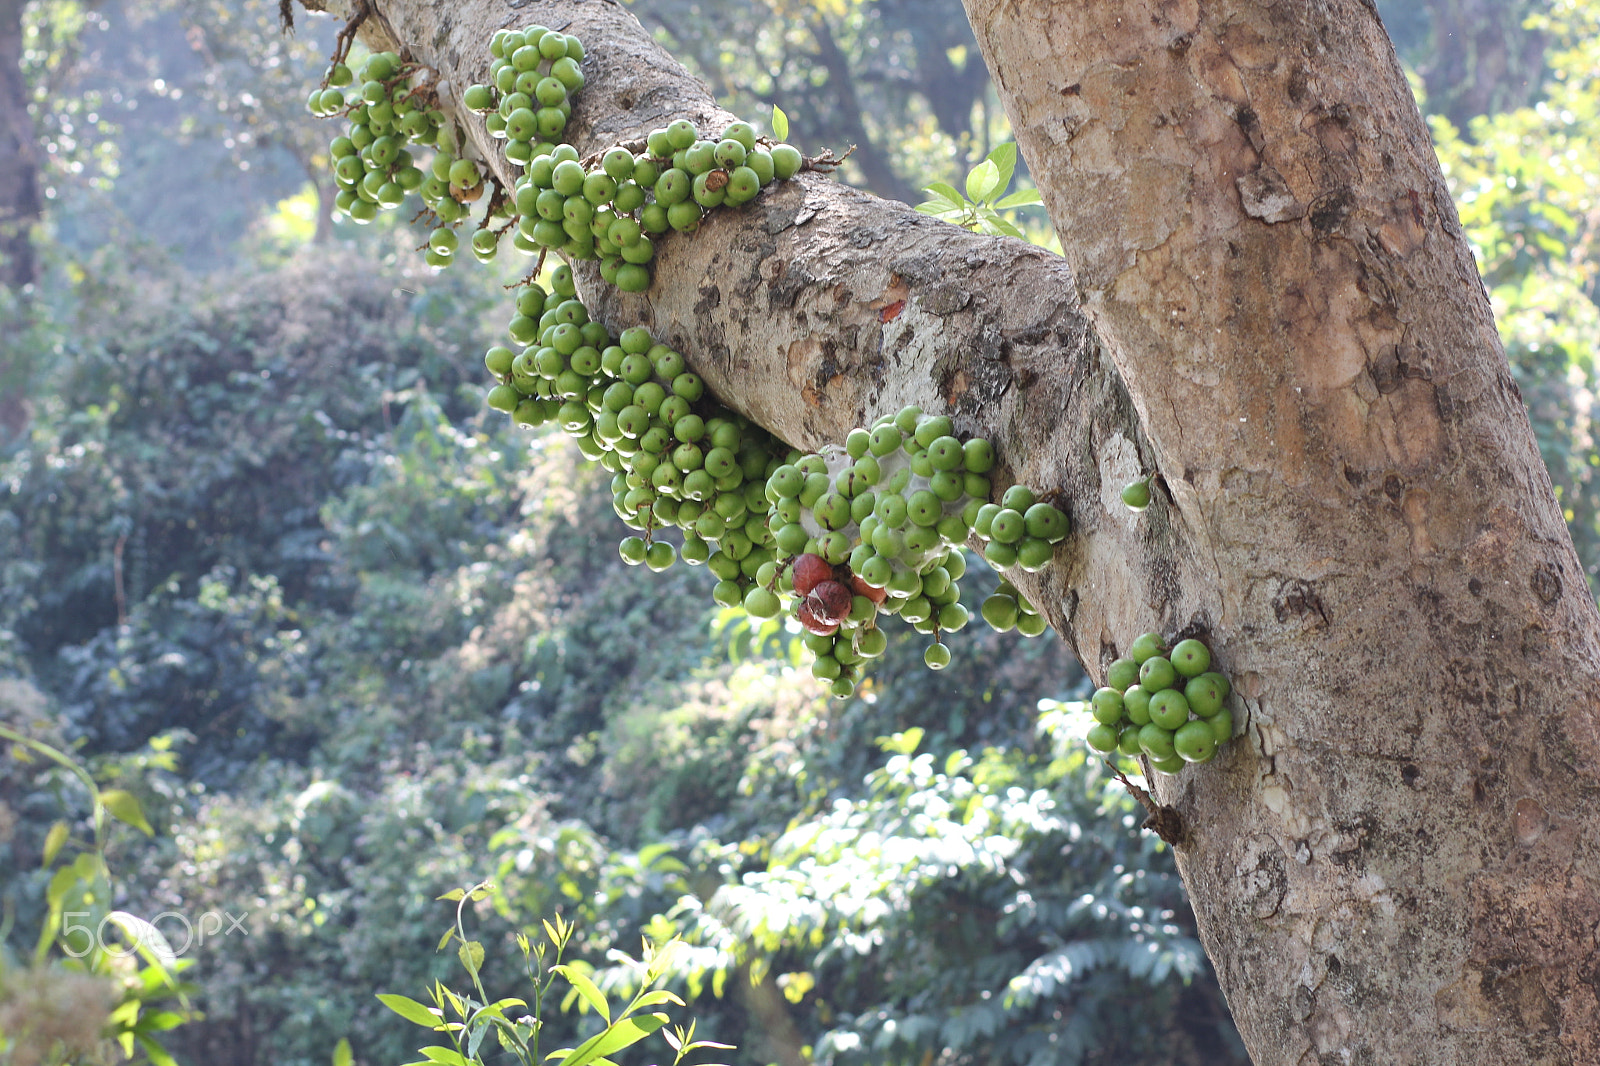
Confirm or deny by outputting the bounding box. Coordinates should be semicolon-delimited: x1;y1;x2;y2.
916;142;1043;238
0;726;194;1065
378;883;734;1066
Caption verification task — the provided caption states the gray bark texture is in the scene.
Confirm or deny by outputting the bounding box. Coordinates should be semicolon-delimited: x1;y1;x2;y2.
308;1;1600;1063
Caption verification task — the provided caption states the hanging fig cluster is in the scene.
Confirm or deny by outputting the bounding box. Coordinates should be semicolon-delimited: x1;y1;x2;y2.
309;24;1237;772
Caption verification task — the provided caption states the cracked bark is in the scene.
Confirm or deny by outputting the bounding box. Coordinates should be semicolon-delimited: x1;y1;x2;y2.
307;1;1600;1063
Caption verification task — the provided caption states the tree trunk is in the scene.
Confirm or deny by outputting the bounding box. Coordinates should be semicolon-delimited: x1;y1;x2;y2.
0;0;38;443
961;1;1600;1063
309;1;1600;1062
0;0;37;291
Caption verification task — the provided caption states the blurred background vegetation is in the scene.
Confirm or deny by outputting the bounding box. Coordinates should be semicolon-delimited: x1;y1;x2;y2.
0;1;1595;1064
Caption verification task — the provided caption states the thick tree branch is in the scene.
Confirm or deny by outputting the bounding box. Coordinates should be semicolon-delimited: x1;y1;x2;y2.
298;2;1600;1062
312;0;1182;683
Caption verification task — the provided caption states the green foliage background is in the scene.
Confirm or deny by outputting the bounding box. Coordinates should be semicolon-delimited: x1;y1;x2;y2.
3;1;1597;1065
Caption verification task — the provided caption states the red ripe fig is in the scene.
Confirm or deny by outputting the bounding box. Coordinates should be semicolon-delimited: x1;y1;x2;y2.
807;579;854;626
850;573;887;605
796;600;839;636
791;553;834;597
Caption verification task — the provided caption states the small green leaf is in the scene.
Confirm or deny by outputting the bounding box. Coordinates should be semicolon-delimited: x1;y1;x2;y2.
772;105;789;141
879;727;925;755
923;181;965;206
631;989;685;1010
419;1046;472;1065
436;889;466;902
985;142;1018;197
333;1038;354;1066
45;863;79;909
106;911;178;976
966;160;1001;206
437;928;456;952
549;1013;669;1066
468;1022;490;1060
477;997;528;1016
135;1034;179;1066
42;821;70;866
553;965;609;1023
100;790;154;836
979;209;1025;239
458;940;485;978
994;188;1042;209
377;993;447;1030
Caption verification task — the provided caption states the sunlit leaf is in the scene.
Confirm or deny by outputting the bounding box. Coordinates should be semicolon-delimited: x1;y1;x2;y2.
100;789;153;835
548;1013;669;1066
553;964;610;1022
106;911;179;976
418;1046;472;1065
985;142;1018;196
979;209;1025;239
42;821;70;866
965;159;1001;205
878;727;924;755
994;188;1042;209
377;993;446;1029
135;1033;179;1066
631;989;685;1010
458;940;485;978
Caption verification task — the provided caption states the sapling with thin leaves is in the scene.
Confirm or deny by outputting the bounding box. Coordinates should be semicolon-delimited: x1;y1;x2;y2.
377;880;735;1066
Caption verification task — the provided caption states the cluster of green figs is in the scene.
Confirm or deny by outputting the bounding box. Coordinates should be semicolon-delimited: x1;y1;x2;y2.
315;29;1237;748
312;50;477;234
311;24;804;279
750;409;1069;692
463;22;803;288
480;273;1068;696
1084;633;1236;772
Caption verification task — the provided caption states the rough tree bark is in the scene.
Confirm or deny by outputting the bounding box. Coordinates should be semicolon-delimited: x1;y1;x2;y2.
305;1;1600;1063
